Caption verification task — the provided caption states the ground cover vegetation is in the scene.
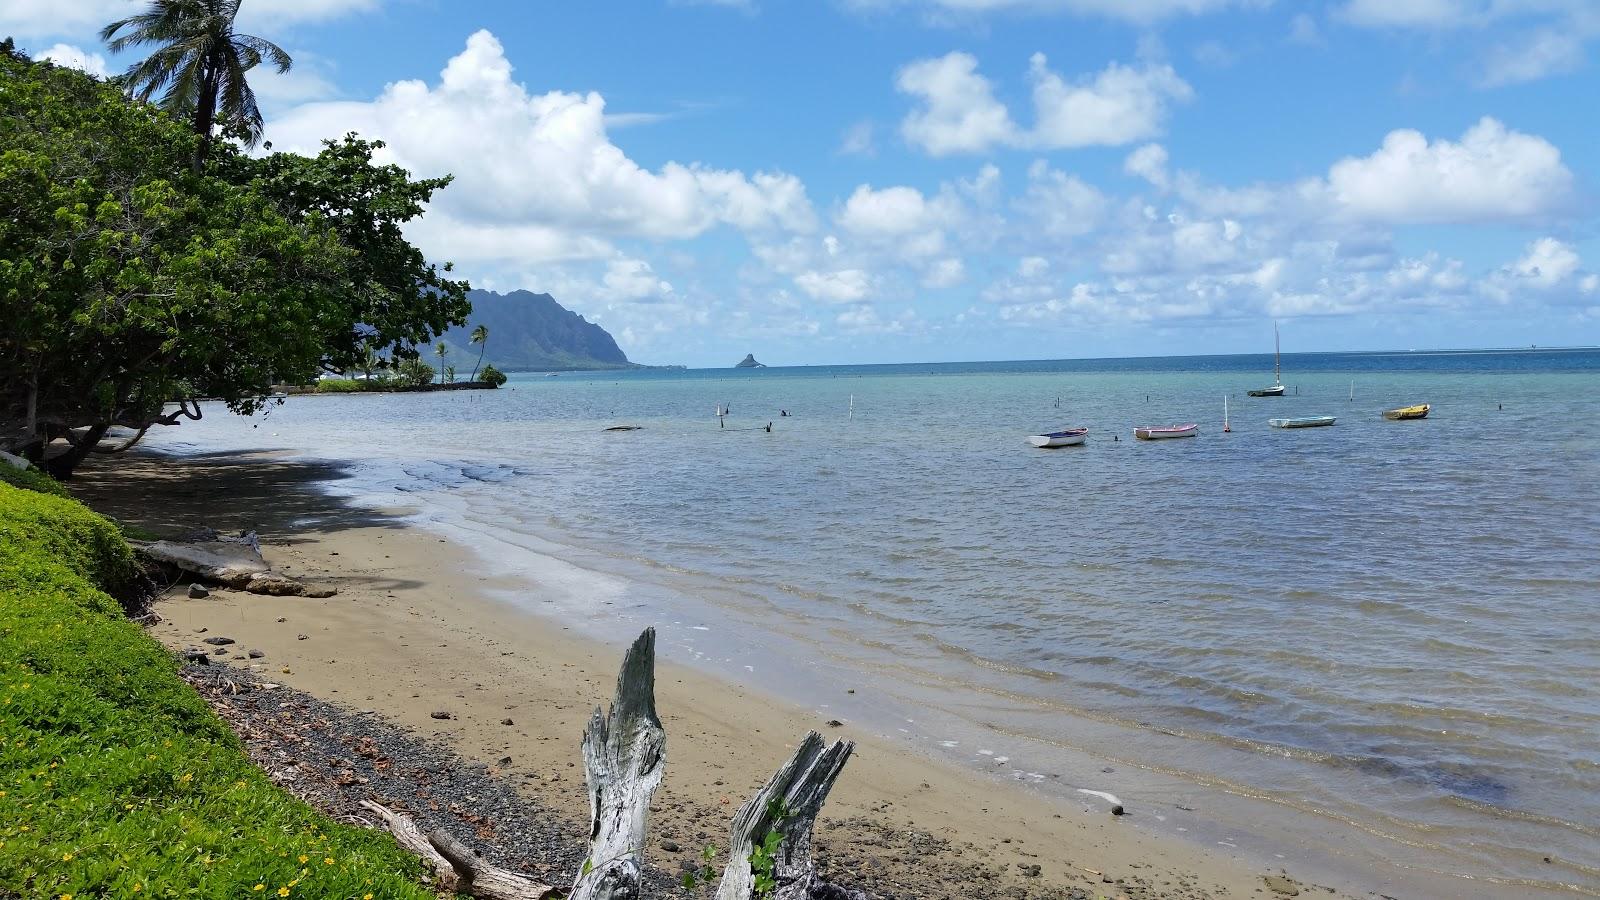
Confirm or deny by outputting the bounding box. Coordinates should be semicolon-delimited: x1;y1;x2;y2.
0;475;440;899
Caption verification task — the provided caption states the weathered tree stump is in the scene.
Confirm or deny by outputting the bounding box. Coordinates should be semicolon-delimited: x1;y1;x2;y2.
716;731;862;900
570;628;666;900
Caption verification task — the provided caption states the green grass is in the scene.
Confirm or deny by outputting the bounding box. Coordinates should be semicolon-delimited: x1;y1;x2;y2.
0;480;436;899
0;463;70;498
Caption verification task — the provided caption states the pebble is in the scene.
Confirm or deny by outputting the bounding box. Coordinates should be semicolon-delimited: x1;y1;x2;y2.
188;584;209;598
501;717;515;726
248;649;265;659
202;636;235;646
826;719;845;727
430;710;453;720
297;634;309;641
1111;804;1125;816
661;840;681;853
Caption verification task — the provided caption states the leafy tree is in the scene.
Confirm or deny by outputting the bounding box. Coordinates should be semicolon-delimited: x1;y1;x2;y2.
0;47;469;477
444;364;456;384
102;0;292;168
434;341;449;384
479;365;507;388
232;135;470;376
469;324;489;382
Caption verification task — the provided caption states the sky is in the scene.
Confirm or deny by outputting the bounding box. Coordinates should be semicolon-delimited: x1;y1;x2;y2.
11;1;1600;367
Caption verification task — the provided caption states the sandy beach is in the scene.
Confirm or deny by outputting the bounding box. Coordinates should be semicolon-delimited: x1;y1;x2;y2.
70;449;1431;900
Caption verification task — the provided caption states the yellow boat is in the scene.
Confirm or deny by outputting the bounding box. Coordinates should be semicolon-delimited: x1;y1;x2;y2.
1382;404;1430;420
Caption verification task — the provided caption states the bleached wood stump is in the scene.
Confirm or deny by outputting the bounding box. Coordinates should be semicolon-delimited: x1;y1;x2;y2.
716;731;862;900
570;628;666;900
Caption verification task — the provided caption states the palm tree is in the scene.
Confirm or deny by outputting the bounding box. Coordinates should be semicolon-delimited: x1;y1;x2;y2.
433;341;449;384
101;0;292;167
468;325;489;382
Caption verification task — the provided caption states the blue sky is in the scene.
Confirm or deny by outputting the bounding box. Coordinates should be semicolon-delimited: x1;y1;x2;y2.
13;1;1600;366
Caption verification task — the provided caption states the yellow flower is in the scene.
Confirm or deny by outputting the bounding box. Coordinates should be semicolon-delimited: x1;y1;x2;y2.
364;895;373;899
132;886;142;893
59;894;72;900
62;852;72;861
298;855;308;864
254;885;265;892
278;889;290;897
323;857;334;865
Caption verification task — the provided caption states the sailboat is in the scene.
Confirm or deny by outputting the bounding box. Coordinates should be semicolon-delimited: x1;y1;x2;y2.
1248;323;1285;397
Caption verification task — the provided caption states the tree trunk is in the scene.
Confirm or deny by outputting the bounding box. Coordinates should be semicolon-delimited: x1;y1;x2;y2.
192;59;219;171
472;344;486;382
570;628;665;900
716;732;862;900
43;423;108;480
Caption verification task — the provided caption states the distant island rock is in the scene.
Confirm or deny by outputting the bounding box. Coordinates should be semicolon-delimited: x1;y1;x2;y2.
735;354;765;368
441;290;636;372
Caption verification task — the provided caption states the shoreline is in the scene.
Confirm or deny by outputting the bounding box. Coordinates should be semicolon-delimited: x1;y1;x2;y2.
67;449;1521;899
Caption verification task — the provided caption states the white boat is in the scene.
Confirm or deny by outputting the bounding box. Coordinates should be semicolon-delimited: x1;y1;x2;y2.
1248;323;1285;396
1135;423;1199;440
1269;415;1337;429
1028;427;1088;448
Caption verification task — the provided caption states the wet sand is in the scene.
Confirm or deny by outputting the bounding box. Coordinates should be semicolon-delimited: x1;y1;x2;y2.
72;450;1380;900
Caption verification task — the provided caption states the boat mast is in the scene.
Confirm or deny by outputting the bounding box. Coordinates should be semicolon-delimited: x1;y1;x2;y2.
1273;322;1281;386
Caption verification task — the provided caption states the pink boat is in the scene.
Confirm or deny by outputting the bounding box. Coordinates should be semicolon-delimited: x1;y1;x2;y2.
1134;423;1199;440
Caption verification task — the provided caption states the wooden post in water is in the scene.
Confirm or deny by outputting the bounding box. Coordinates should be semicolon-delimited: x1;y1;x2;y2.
848;394;854;420
1223;394;1230;433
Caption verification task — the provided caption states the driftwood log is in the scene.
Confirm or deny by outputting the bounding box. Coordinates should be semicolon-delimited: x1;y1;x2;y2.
359;799;555;899
570;627;666;900
360;627;864;900
357;799;460;893
716;731;863;900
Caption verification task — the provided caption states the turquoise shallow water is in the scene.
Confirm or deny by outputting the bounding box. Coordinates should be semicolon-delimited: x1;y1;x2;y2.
158;349;1600;894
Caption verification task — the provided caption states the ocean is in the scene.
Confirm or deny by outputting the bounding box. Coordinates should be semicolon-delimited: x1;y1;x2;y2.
152;348;1600;895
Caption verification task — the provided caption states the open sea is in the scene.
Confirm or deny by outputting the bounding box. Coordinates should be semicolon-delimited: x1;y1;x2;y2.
155;349;1600;895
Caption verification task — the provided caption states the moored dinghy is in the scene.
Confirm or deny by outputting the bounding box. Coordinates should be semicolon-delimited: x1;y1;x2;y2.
1383;404;1430;420
1135;423;1199;440
1029;427;1089;448
1269;415;1337;429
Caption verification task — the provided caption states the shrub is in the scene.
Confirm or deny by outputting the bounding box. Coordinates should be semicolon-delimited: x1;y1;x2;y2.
0;481;435;899
480;365;507;388
392;358;434;390
313;378;365;393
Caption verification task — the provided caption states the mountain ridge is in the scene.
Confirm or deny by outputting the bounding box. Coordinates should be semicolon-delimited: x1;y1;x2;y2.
440;289;636;372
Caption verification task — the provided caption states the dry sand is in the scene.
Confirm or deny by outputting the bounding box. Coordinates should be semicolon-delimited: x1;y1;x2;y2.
71;450;1360;900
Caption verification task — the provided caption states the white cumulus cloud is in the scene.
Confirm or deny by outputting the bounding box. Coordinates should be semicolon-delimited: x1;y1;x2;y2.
896;52;1018;156
1324;117;1572;224
38;43;108;76
267;30;815;268
897;51;1191;155
1026;54;1192;148
845;0;1266;26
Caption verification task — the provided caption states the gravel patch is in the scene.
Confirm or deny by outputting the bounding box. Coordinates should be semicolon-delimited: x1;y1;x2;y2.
180;664;679;895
